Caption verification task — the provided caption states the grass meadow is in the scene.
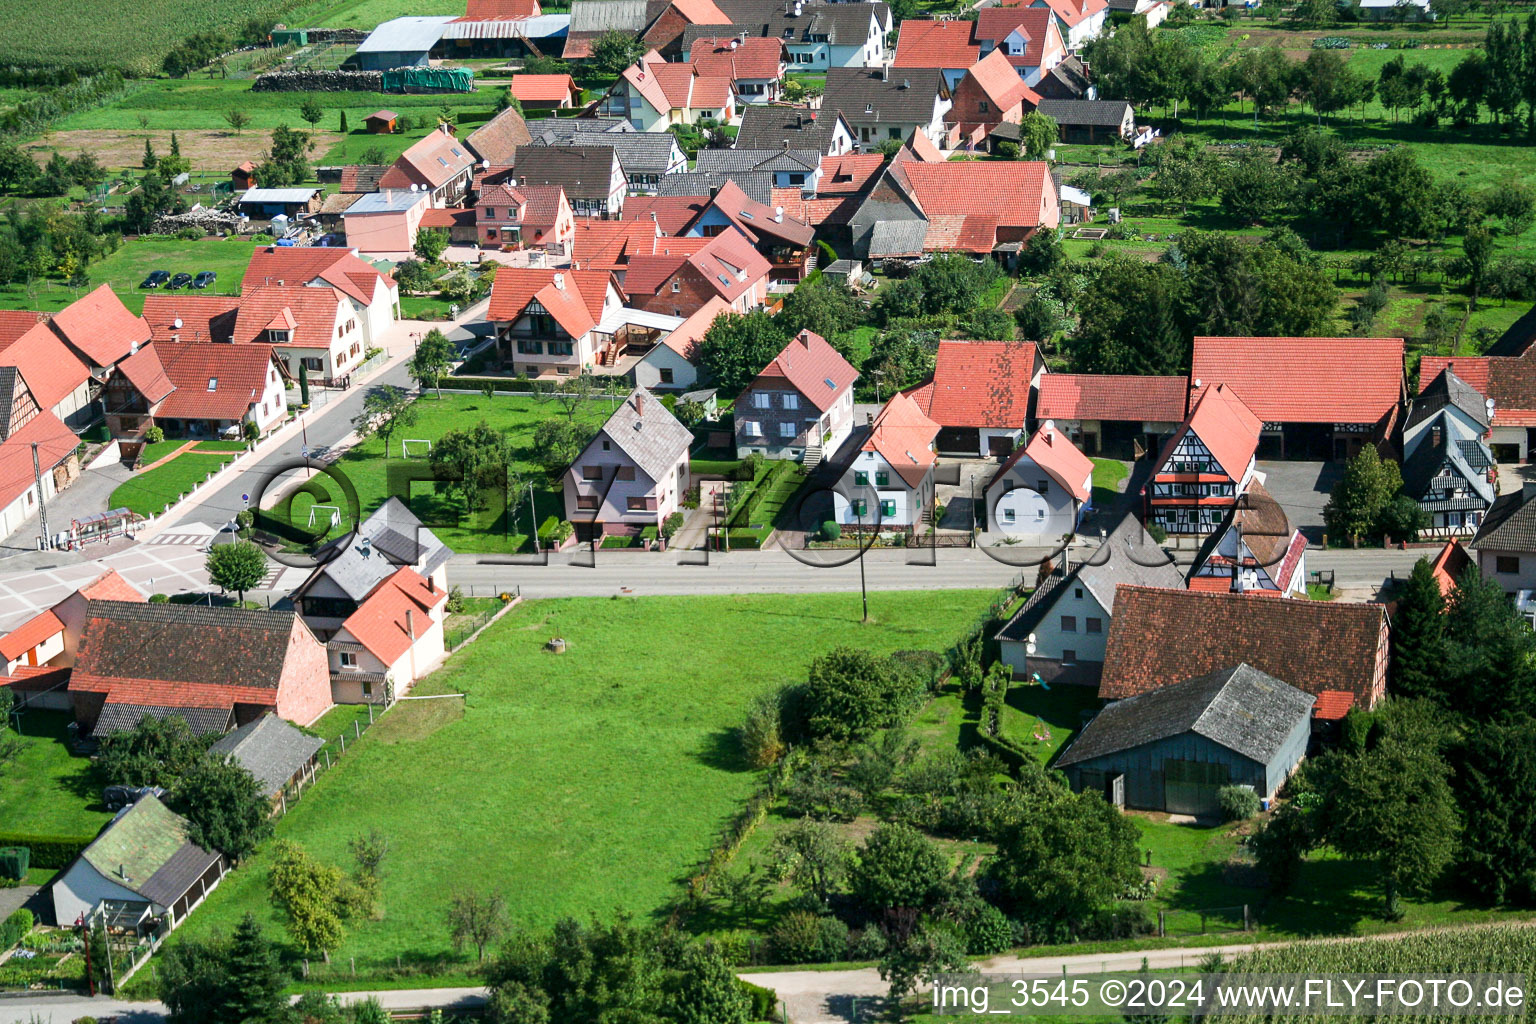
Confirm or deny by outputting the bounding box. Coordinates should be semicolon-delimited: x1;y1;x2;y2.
0;711;112;839
144;590;998;984
0;236;259;315
109;449;241;518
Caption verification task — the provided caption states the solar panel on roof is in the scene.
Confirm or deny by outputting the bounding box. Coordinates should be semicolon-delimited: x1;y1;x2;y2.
825;377;836;389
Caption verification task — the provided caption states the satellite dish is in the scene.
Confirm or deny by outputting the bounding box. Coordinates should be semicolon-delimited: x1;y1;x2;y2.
1025;632;1037;656
173;317;183;329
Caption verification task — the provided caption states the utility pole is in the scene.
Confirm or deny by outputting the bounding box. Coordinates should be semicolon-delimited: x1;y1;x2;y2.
31;442;48;549
857;503;868;622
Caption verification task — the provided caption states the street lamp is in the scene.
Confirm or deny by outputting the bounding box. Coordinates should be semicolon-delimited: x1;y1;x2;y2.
872;369;885;404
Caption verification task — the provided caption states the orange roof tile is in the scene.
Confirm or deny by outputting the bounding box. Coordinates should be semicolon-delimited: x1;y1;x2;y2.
753;329;859;412
115;345;175;406
669;0;730;24
689;36;786;80
47;285;151;367
906;340;1037;429
232;285;345;349
571;218;664;273
623;229;771;304
0;607;65;661
486;267;615;337
0;321;91;411
0;411;76;510
1036;373;1189;423
658;295;732;359
894;19;981;68
1020;426;1092;501
958;48;1041;113
861;391;939;487
1430;539;1472;599
242;246;393;305
77;569;144;602
339;567;448;665
1313;690;1357;721
509;74;581;102
0;310;48;353
817;153;885;194
154;341;279;422
461;0;540;18
620;195;708;235
139;295;241;344
379;128;478;191
1191;336;1405;426
901;160;1054;229
74;673;277;711
1153;383;1261;483
974;8;1060;69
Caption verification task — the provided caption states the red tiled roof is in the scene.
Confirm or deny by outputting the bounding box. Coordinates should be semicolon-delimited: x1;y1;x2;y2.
689;37;786;80
73;673;278;711
905;340;1037;429
1190;336;1405;426
0;607;65;661
755;329;859;412
770;188;861;229
154;341;279;422
1;665;70;694
0;411;76;510
973;8;1059;69
905;128;945;162
658;295;731;359
901;160;1053;229
571;218;664;273
115;345;175;406
0;321;91;411
139;295;240;344
1420;356;1536;427
1430;538;1472;598
379;128;477;191
419;207;477;229
47;284;151;367
460;0;539;18
704;179;814;247
339;567;448;665
242;246;393;305
1153;383;1261;483
862;391;940;487
1007;0;1108;26
894;19;980;68
669;0;730;24
620;195;708;235
1312;689;1357;721
486;267;615;337
624;229;771;304
509;74;580;102
0;310;47;352
1099;585;1388;708
77;569;144;602
232;285;345;349
958;48;1041;113
997;425;1092;500
817;154;885;194
1037;373;1189;423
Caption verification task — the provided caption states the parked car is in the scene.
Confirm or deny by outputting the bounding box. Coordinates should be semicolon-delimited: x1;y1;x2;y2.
192;270;217;289
167;273;193;290
102;785;166;811
139;270;171;289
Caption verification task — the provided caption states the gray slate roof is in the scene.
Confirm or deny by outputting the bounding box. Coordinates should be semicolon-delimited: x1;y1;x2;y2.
1037;55;1092;100
548;131;680;175
695;148;819;175
94;703;233;738
209;713;324;799
825;67;947;128
569;0;650;33
305;497;453;602
658;170;774;204
1408;365;1490;431
511;145;621;200
0;366;19;440
595;388;693;482
526;117;632;145
1056;663;1315;768
1034;99;1132;127
866;218;928;258
734;104;844;154
1401;416;1496;510
996;514;1185;645
714;0;888;46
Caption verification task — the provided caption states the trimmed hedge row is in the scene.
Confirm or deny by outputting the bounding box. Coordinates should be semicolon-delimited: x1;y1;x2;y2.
0;834;91;869
728;461;792;529
0;908;32;951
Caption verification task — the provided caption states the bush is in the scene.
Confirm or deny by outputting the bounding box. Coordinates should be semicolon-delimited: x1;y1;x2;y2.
739;980;778;1019
661;511;685;541
736;453;765;481
0;834;88;869
144;425;165;444
739;692;785;768
768;910;830;964
961;900;1014;955
1146;522;1168;544
176;226;203;241
0;847;27;881
798;647;926;741
1219;784;1261;822
848;926;888;960
821;520;841;542
149;593;170;603
446;585;466;614
0;909;32;951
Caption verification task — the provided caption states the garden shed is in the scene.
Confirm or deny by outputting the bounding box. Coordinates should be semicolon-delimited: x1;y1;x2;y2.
365;110;399;134
1056;662;1314;816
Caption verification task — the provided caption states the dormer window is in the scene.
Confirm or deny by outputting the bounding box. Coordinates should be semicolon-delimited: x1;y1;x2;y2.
865;102;873;113
268;330;290;343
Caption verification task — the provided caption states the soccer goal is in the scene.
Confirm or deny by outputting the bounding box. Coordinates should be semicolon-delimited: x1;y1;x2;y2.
307;504;341;530
401;438;433;459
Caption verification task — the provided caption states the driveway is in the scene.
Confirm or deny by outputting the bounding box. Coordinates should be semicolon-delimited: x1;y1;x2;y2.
0;458;133;560
1254;460;1342;544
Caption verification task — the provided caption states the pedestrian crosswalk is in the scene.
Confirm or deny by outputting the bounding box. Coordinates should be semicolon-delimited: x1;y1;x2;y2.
151;532;214;549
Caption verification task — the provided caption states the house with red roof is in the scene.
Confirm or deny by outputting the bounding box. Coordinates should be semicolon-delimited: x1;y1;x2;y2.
830;391;940;528
1418;354;1536;464
985;421;1093;536
232;285;368;383
0;569;142;686
68;601;332;738
564;388;694;541
341;189;432;255
892;20;980;90
1186;481;1308;598
570;218;666;281
477;182;574;252
1428;538;1473;598
508;73;582;109
1034;372;1188;458
634;295;733;392
945;49;1043;149
139;295;241;345
48;284;153;375
674;179;816;286
688;36;789;104
1144;383;1261;537
0;410;79;542
0;321;96;431
972;7;1066;85
735;329;859;462
0;310;47;352
378;125;478;205
850;155;1059;260
624;227;772;319
327;567;449;701
241;245;400;353
1189;336;1406;461
487;267;626;377
999;0;1109;48
101;341;289;441
603;53;737;131
905;340;1043;457
619;195;710;237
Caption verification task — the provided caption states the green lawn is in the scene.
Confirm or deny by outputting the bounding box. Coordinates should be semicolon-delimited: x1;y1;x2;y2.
0;711;111;839
0;236;257;316
271;392;611;554
998;681;1100;766
1089;458;1130;510
150;590;998;983
109;450;239;518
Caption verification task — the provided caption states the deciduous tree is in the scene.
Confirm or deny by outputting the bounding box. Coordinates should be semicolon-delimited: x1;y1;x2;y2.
447;889;508;961
174;756;272;861
850;822;949;912
352;384;417;460
408;327;456;398
269;839;347;959
205;540;267;604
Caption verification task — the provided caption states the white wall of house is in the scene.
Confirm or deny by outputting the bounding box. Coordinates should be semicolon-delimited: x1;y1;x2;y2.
1478;547;1536;594
3;628;65;674
987;458;1088;536
0;455;73;543
248;361;290;436
564;433;690;531
632;345;698;391
979;427;1024;458
52;380;96;431
52;861;159;930
830;451;932;527
997;583;1111;675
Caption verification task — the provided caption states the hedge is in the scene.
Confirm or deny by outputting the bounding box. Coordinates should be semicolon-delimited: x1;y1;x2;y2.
740;979;779;1021
0;908;32;951
0;834;91;869
727;461;791;529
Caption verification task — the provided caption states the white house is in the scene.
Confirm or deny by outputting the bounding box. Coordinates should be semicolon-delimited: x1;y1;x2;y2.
563;388;694;542
327;566;449;704
831;392;940;528
633;296;731;392
51;794;227;933
986;423;1093;537
241;246;400;350
994;514;1183;684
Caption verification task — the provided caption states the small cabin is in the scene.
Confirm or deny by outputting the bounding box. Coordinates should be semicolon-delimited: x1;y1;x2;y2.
365;109;399;134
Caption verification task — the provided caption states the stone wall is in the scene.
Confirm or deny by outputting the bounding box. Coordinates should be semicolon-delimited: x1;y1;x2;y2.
252;69;383;93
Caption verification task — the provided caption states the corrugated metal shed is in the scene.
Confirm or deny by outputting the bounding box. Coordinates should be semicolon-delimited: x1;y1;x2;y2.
356;15;456;53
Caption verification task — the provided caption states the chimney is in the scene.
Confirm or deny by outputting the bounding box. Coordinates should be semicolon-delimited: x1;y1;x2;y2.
1431;423;1442;447
879;62;890;81
901;78;909;90
867;411;875;425
796;112;805;128
407;608;416;641
635;390;645;415
783;138;790;150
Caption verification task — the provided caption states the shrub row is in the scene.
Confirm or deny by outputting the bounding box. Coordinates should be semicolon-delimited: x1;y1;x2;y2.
728;460;792;529
0;909;33;951
0;834;90;869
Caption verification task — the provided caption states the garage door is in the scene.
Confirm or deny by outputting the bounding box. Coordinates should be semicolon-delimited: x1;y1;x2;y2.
1163;759;1229;816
